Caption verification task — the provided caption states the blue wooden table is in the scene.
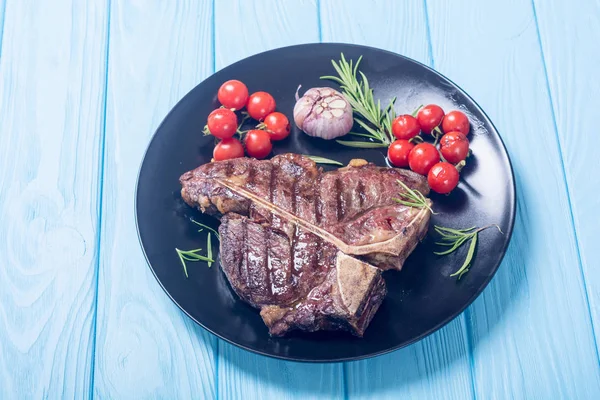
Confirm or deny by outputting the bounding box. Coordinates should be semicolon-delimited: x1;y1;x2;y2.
1;0;598;398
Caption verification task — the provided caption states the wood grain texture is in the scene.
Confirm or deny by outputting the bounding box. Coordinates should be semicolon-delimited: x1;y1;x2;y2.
425;0;600;398
0;0;107;398
214;1;344;399
92;1;217;398
215;0;320;70
219;340;343;400
533;0;600;362
321;1;474;398
1;1;597;398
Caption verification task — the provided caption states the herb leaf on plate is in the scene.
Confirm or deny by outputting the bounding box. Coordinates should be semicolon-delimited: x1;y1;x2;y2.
304;155;344;166
434;224;502;279
321;53;397;148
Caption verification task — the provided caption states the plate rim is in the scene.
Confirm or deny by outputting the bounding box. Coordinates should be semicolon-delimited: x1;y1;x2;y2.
134;42;517;363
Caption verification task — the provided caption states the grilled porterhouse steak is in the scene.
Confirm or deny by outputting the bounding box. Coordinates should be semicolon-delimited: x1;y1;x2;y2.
180;154;431;336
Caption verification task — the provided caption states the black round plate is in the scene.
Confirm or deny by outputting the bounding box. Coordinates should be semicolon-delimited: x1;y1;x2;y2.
136;43;515;362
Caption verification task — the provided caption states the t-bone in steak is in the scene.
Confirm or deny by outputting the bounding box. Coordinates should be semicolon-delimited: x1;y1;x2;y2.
219;213;386;336
179;154;431;336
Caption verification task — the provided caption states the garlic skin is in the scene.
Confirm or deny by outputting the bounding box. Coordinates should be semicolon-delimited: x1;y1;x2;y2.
293;87;353;140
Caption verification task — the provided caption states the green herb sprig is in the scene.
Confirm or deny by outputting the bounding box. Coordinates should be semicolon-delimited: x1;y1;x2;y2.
176;219;221;276
191;219;220;239
334;140;388;148
393;180;435;214
304;155;344;166
176;248;214;278
320;54;397;147
206;233;213;268
434;225;502;279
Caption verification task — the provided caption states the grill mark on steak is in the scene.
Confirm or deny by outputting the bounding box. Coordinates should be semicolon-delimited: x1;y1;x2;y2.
248;222;268;289
290;224;298;272
269;161;276;203
290;172;298;274
246;161;271;223
181;154;432;336
241;217;248;285
265;229;273;296
315;174;322;225
357;181;365;209
312;174;324;282
247;162;256;187
215;177;430;258
291;170;298;219
267;162;277;229
336;178;343;222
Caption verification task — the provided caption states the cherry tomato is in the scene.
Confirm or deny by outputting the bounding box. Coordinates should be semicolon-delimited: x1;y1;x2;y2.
244;129;272;159
428;162;460;194
442;110;470;135
440;132;470;164
217;80;249;110
247;92;276;120
408;143;440;175
263;112;291;141
213;138;244;161
207;108;237;139
417;104;445;134
391;114;421;140
388;140;415;168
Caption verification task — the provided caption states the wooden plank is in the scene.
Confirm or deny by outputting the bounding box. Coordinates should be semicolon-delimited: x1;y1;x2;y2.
92;1;217;398
214;1;344;399
219;341;343;400
533;0;600;364
321;1;475;398
215;0;320;70
0;0;5;54
425;0;600;398
0;0;107;398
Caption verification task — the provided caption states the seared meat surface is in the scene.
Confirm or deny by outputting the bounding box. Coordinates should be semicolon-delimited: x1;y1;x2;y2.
180;154;431;336
220;214;386;337
180;154;430;271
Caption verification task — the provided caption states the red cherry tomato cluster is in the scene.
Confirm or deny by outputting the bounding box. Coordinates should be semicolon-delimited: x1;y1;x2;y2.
388;105;471;194
206;80;291;161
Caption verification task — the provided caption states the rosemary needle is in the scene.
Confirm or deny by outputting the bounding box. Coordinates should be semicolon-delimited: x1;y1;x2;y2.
191;219;220;239
175;248;214;278
434;224;502;279
335;140;388;148
176;219;221;276
207;233;213;268
393;180;435;214
321;53;396;147
304;155;344;166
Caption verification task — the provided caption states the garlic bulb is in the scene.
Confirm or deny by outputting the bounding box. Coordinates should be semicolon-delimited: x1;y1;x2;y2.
293;87;353;140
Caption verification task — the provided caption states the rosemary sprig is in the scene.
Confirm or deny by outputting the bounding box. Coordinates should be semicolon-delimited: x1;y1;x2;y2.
177;219;221;276
191;219;220;239
304;155;344;166
335;140;389;148
382;99;397;139
207;233;213;268
411;104;423;117
434;224;503;279
176;248;215;278
393;180;435;214
321;53;396;147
